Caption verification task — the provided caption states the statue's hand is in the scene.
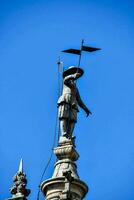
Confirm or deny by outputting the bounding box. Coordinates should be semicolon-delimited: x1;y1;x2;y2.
74;73;81;79
85;109;92;117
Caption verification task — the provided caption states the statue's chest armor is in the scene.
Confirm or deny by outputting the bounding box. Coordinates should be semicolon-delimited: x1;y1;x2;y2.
63;84;76;95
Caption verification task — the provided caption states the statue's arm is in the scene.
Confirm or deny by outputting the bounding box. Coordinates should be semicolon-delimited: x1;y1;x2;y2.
76;90;92;116
64;74;77;86
64;74;76;83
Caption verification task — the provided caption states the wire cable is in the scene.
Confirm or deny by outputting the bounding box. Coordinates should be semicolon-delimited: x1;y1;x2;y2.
36;107;58;200
36;59;63;200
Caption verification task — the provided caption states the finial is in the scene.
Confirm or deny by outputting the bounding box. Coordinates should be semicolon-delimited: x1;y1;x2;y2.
9;159;31;199
18;158;23;173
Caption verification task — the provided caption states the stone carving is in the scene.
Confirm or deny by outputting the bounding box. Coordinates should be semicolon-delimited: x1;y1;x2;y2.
59;170;74;200
71;193;80;200
58;66;91;139
10;159;31;198
52;159;79;179
52;139;79;179
54;144;79;161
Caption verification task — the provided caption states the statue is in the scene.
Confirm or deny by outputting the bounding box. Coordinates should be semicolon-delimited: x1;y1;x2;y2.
58;66;92;139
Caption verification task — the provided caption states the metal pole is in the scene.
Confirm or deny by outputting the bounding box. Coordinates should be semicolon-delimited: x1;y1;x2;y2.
78;39;84;68
57;57;63;142
57;56;63;96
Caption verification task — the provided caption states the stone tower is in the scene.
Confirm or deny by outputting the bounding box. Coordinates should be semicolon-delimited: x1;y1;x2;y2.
7;159;31;200
41;66;89;200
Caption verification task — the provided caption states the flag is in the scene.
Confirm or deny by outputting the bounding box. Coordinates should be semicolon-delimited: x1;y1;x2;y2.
82;45;101;52
62;49;81;55
62;46;101;55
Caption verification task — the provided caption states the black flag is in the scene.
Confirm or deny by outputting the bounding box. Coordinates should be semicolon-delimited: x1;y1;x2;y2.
82;45;101;52
62;49;81;55
62;46;101;55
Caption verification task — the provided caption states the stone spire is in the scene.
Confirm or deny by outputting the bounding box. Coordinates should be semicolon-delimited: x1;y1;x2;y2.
18;159;23;173
40;66;89;200
8;159;31;200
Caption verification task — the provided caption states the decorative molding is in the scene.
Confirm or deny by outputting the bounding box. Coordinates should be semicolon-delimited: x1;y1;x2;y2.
54;145;79;161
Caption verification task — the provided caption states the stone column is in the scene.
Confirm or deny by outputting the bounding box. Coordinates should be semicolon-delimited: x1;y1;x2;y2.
41;137;88;200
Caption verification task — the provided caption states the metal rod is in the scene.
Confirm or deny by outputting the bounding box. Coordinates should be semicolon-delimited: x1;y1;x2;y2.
78;39;84;68
57;56;64;96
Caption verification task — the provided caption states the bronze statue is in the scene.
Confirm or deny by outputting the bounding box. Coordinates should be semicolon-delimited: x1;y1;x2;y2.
58;66;92;139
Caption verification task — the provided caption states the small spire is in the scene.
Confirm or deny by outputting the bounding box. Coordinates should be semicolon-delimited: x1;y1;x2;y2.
9;159;31;199
18;158;23;173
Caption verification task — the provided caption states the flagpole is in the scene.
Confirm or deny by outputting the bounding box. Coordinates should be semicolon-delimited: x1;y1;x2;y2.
57;56;63;96
78;39;84;68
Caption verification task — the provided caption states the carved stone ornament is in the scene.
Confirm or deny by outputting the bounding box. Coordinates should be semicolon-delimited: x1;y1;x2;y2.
54;144;79;161
10;171;30;197
9;159;31;199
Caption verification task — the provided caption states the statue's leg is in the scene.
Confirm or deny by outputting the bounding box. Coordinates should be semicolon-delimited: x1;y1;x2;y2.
67;108;77;138
60;119;68;137
68;121;75;138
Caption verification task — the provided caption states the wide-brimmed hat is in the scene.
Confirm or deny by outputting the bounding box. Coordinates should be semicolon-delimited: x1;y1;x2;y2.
63;66;84;78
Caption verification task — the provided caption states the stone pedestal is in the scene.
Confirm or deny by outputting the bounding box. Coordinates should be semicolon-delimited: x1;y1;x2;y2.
41;177;88;200
41;136;88;200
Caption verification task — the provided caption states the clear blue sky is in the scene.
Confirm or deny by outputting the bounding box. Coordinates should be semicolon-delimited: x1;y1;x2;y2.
0;0;134;200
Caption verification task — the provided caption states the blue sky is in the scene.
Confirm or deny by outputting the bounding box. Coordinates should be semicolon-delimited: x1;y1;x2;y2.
0;0;134;200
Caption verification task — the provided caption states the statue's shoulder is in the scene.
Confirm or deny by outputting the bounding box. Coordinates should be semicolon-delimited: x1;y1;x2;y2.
57;95;65;105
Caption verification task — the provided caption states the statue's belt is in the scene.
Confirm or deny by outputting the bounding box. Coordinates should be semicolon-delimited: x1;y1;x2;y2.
57;102;79;111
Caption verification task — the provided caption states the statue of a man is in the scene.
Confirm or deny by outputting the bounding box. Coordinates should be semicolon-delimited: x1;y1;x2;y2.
58;66;91;139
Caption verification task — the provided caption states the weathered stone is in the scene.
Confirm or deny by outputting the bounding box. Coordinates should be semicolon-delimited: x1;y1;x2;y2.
54;144;79;161
7;159;30;200
41;177;88;200
52;159;79;179
58;66;91;139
